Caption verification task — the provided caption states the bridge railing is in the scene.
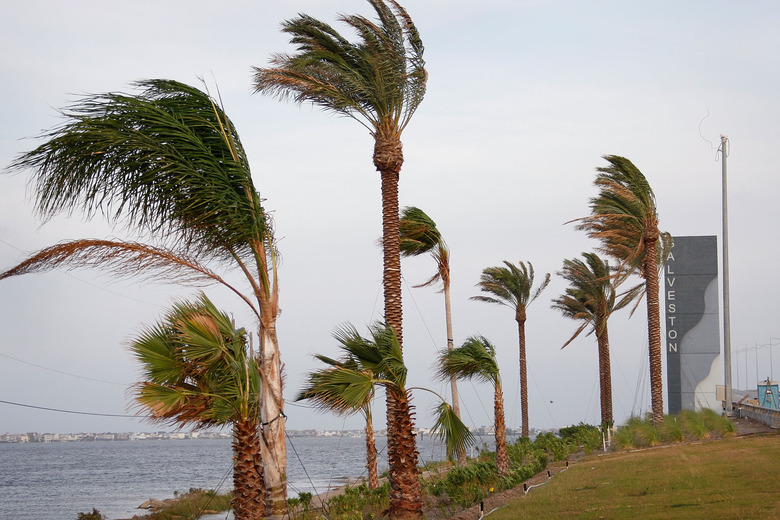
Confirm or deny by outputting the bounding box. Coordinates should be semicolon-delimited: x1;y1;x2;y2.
738;403;780;428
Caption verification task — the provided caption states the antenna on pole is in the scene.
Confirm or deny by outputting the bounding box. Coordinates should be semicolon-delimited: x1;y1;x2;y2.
720;134;734;415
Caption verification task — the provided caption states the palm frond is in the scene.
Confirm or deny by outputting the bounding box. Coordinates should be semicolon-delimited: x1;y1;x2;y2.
437;335;499;386
252;0;426;138
429;400;475;460
128;293;259;426
9;79;266;262
471;260;549;312
0;239;260;320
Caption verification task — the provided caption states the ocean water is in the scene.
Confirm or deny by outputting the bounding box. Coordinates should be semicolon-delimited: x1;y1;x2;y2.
0;434;463;520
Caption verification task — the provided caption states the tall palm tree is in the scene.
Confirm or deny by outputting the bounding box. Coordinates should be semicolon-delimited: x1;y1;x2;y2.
551;253;642;427
471;261;550;438
298;323;474;501
1;80;287;518
574;155;671;424
253;3;426;517
129;293;263;520
398;206;465;466
437;336;509;475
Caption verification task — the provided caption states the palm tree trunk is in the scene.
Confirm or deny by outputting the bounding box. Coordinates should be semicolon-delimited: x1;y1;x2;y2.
595;318;613;427
385;389;422;520
258;325;288;520
443;280;466;466
365;408;379;490
644;239;664;424
493;383;509;475
516;317;529;438
232;419;265;520
375;135;422;519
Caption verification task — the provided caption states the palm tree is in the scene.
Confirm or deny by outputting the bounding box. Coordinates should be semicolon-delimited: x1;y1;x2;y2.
471;261;550;438
551;253;642;427
398;206;465;465
437;336;509;475
574;155;671;424
298;352;381;490
129;293;263;520
253;2;427;517
1;80;287;518
298;323;474;500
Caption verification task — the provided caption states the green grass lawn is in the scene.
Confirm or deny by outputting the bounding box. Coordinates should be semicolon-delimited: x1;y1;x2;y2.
490;433;780;519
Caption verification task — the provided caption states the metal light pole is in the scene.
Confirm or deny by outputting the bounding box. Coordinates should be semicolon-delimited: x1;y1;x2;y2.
720;134;733;414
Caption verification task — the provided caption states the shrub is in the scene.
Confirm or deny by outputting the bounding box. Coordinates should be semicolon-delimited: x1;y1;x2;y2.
660;415;684;443
534;432;569;461
76;509;106;520
700;407;736;437
559;423;603;454
679;409;710;439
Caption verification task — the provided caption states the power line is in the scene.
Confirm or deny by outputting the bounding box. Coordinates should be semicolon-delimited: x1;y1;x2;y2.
0;398;141;418
0;352;129;386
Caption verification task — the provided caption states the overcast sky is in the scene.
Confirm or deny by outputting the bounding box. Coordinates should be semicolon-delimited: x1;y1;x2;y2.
2;0;779;436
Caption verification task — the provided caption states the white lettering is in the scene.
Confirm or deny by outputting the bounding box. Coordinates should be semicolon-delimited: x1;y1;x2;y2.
668;316;676;326
666;266;675;275
668;330;677;339
667;251;675;262
666;277;675;287
668;303;676;313
668;342;678;353
667;290;675;301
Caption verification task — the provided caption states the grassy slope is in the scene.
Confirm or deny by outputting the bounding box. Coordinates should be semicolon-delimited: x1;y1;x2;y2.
490;434;780;519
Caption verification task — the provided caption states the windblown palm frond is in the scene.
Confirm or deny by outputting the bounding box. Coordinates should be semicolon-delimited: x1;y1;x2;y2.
428;400;475;461
0;239;260;319
399;205;449;289
253;0;426;138
9;79;265;262
471;261;550;310
129;292;260;429
574;155;671;277
437;335;500;386
552;252;642;348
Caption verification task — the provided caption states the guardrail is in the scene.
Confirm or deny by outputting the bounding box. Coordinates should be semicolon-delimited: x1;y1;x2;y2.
738;403;780;428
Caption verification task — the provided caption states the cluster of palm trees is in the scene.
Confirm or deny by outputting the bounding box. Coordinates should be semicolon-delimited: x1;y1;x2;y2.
0;1;672;519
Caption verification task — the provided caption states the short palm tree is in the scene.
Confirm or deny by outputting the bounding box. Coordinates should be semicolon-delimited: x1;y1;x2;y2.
551;253;642;427
253;3;427;517
574;155;671;424
399;206;465;465
298;323;474;492
298;353;380;490
437;336;509;475
2;80;286;518
471;261;550;438
129;293;263;520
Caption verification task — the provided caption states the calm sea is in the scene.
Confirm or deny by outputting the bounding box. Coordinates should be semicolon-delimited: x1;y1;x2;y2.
0;434;468;520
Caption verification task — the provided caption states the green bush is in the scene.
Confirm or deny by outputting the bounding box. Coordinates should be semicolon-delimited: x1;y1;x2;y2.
323;482;389;520
534;432;569;461
559;423;603;454
660;415;684;443
700;407;736;436
679;409;710;439
76;509;106;520
138;488;231;520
